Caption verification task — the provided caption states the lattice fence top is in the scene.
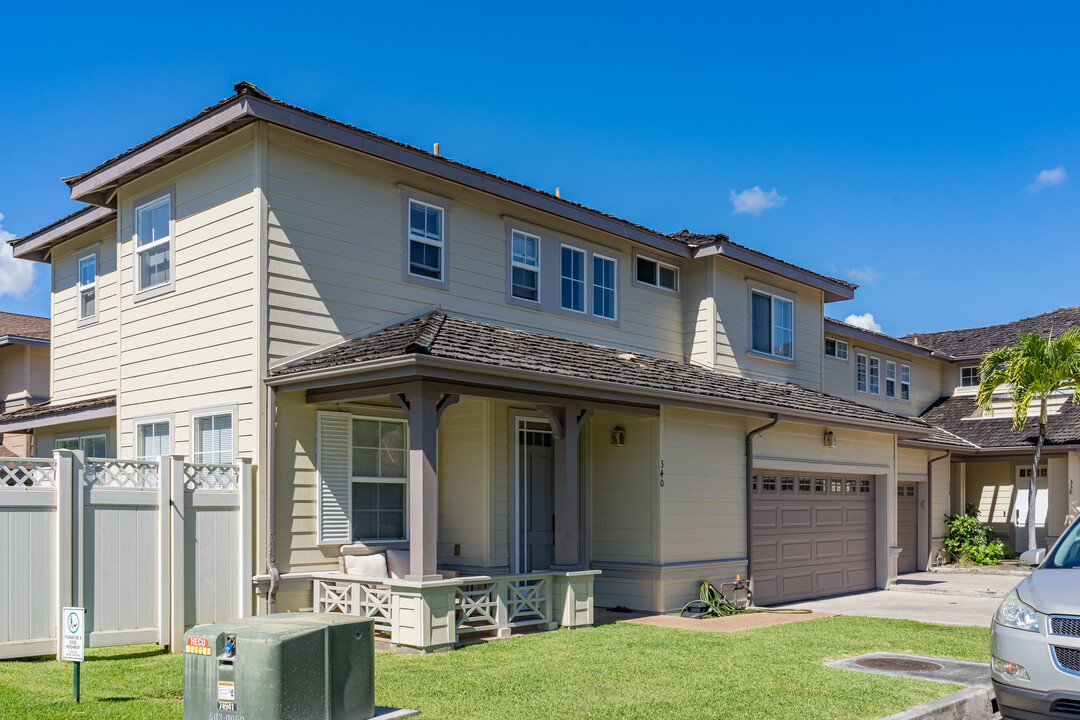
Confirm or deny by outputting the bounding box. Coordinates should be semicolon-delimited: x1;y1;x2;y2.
0;458;56;488
85;459;159;488
184;463;239;491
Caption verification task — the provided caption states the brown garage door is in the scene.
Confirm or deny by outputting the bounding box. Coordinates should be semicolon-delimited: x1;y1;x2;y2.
897;484;919;574
751;472;876;605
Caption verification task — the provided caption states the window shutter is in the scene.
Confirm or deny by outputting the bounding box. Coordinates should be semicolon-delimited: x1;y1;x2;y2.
317;411;352;544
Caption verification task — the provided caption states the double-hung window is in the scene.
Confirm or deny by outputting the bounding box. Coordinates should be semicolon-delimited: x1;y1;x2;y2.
900;364;911;400
869;357;881;394
825;337;848;360
135;195;172;293
55;433;107;457
192;410;235;464
351;418;407;542
885;361;897;398
510;230;540;302
635;256;678;291
407;199;444;281
751;291;794;359
135;419;171;460
592;255;617;320
561;245;585;313
856;353;868;392
77;252;97;322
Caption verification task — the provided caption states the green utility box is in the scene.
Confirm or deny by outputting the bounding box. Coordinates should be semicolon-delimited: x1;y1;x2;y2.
183;613;375;720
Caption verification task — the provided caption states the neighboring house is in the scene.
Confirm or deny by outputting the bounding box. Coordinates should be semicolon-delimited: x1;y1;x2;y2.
0;312;50;457
0;83;1070;647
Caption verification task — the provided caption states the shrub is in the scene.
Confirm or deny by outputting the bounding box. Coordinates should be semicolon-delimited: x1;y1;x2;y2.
943;504;1005;566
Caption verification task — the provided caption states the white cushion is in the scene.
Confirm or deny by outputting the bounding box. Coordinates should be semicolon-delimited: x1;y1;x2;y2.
386;549;410;579
343;552;388;579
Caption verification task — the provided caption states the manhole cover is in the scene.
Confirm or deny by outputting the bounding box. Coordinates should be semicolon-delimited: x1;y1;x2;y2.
855;657;942;672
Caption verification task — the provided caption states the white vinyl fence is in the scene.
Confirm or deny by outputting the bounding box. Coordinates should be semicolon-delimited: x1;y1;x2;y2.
0;451;251;659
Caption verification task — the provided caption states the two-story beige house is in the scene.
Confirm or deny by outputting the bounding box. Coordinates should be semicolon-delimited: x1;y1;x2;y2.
0;312;50;457
4;82;1069;649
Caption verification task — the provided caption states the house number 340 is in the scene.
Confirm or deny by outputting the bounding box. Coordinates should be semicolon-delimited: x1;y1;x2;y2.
659;459;665;488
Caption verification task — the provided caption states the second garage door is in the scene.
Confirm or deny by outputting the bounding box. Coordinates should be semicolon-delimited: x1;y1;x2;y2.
752;472;877;605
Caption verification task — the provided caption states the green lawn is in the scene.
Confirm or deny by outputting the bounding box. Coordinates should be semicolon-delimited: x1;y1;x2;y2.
0;616;989;719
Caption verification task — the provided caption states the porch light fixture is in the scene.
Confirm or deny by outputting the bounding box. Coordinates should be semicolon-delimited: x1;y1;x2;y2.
610;426;626;447
823;429;837;449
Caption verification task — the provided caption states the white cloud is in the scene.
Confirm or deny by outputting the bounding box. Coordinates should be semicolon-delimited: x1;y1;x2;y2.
729;186;787;216
844;312;883;333
1025;166;1068;195
0;213;38;300
844;266;880;285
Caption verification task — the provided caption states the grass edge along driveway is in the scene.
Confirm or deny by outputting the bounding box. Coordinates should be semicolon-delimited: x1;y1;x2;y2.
0;615;989;719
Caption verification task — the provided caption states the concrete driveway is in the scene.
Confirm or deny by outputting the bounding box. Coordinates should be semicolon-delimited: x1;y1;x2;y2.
770;570;1025;627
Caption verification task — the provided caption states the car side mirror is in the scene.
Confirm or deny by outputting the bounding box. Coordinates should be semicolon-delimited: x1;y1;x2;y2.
1019;548;1045;567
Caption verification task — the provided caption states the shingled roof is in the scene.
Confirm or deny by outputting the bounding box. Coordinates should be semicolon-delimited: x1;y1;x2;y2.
919;394;1080;449
0;395;115;423
0;312;50;342
903;307;1080;360
272;312;928;432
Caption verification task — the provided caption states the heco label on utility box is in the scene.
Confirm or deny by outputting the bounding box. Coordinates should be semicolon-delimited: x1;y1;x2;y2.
61;607;85;662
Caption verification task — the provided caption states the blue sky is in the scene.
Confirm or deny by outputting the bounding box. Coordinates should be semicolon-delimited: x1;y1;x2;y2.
2;1;1077;336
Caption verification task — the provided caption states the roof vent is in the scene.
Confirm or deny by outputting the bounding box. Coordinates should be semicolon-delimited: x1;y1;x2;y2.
433;143;440;157
555;187;561;198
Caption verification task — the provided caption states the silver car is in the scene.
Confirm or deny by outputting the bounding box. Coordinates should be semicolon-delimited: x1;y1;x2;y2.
992;515;1080;719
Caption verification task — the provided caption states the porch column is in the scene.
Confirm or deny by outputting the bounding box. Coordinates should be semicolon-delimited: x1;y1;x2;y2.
397;388;458;581
540;405;592;570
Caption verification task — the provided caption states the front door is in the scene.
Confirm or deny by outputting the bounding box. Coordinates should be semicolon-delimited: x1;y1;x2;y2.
515;418;555;573
1015;465;1048;551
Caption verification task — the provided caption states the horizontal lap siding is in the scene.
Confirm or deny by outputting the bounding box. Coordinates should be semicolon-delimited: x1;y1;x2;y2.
0;351;27;407
966;461;1014;533
50;221;119;403
590;412;657;564
713;261;824;389
264;126;684;366
115;129;258;460
823;340;945;416
660;408;745;563
438;398;489;568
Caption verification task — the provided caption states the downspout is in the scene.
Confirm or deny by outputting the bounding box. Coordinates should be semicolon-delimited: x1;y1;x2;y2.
746;414;780;596
927;451;951;569
265;384;280;613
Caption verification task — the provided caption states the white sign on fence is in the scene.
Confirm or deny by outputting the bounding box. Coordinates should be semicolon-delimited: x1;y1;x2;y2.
61;607;85;662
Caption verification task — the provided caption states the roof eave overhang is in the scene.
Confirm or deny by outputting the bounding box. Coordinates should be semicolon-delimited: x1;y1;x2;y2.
265;354;931;438
897;438;977;454
693;242;855;302
10;206;116;263
0;335;50;349
0;403;116;434
824;320;936;359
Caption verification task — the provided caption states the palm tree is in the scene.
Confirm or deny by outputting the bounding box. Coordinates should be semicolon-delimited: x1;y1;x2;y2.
977;329;1080;551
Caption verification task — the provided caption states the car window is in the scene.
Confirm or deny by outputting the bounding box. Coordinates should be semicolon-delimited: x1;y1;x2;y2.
1045;519;1080;569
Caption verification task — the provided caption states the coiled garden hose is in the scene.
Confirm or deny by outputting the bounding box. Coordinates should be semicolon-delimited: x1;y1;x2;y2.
681;580;814;618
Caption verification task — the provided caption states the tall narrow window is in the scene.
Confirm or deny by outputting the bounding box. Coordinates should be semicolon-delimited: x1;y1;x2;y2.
135;195;171;292
592;255;616;320
77;252;97;321
561;245;585;312
751;291;794;359
136;420;171;460
900;364;911;400
352;418;407;541
869;357;881;394
510;230;540;302
885;361;897;398
856;353;868;392
192;412;234;464
407;199;444;280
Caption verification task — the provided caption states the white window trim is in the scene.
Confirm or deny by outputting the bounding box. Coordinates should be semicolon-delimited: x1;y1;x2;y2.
55;431;109;457
633;253;680;293
885;360;897;398
750;289;795;360
960;366;980;387
132;413;174;460
900;364;911;401
825;337;848;361
350;415;409;543
559;244;587;314
509;229;541;303
592;253;618;321
869;356;881;395
406;197;445;282
132;190;175;301
76;249;99;326
856;353;868;393
189;403;239;465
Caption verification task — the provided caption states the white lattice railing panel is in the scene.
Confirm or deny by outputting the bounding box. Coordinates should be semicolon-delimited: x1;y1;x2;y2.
507;578;548;625
456;582;499;633
183;463;239;491
315;579;392;635
0;458;56;488
85;459;159;488
357;585;392;633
